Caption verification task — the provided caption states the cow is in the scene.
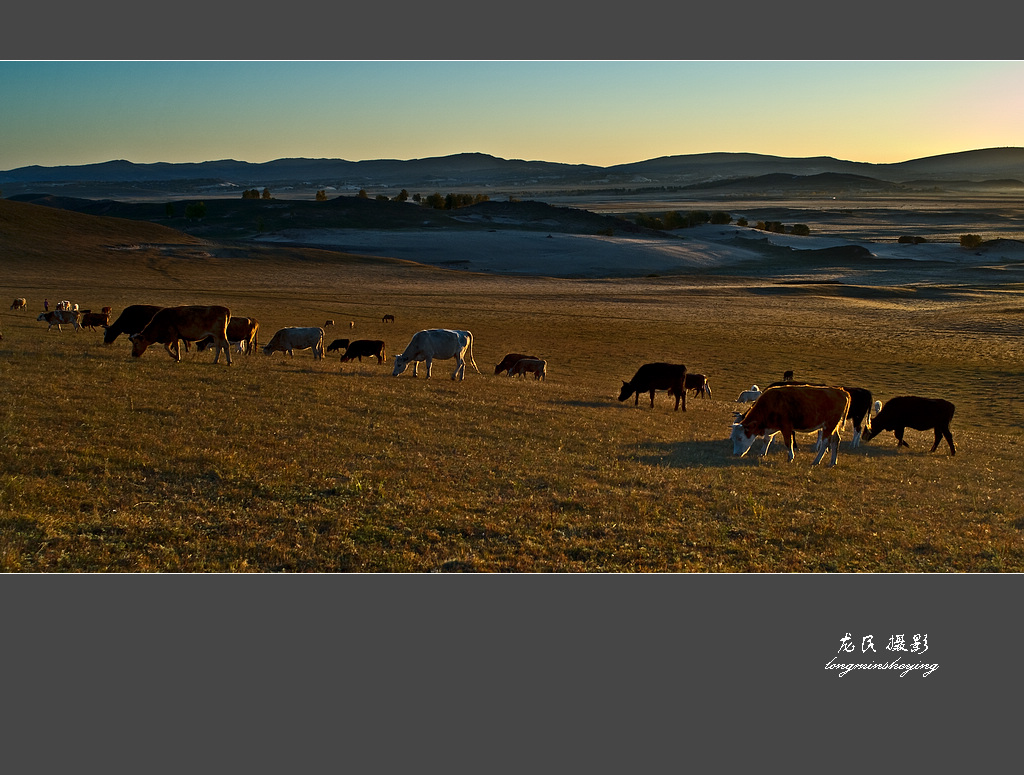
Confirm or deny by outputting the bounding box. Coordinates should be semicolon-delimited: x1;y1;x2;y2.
79;311;110;330
324;319;335;327
36;310;82;332
55;300;73;311
10;298;27;311
392;329;479;380
509;358;547;380
730;385;851;467
737;385;762;403
339;339;386;364
685;372;712;398
382;314;395;324
861;396;956;455
196;316;259;355
618;362;687;411
263;327;325;360
326;338;350;354
769;379;873;448
103;305;164;345
494;352;538;376
101;306;112;316
129;305;232;364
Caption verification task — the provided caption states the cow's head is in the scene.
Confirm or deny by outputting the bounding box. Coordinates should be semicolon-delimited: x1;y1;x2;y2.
392;354;410;376
128;333;151;358
617;381;633;402
730;421;759;457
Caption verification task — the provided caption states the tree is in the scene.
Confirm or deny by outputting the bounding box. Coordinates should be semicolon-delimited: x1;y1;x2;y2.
165;202;175;218
710;211;732;225
394;189;409;203
790;223;811;236
316;189;327;201
357;189;368;199
185;201;206;220
960;234;983;248
261;187;271;200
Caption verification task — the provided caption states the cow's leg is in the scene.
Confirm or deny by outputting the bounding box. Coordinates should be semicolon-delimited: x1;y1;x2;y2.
895;428;909;448
943;428;956;456
424;357;432;378
452;355;464;381
760;433;774;458
411;360;419;377
649;389;655;408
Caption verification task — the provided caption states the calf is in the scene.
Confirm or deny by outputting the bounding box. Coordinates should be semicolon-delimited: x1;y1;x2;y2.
684;372;712;398
618;362;687;411
79;311;110;331
326;338;350;354
339;339;386;364
737;385;761;403
861;396;956;455
509;358;547;380
495;352;538;376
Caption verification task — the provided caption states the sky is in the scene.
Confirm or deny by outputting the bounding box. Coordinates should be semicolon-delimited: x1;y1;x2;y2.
1;61;1022;171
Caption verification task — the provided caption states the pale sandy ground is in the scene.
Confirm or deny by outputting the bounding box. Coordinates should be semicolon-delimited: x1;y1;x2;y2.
254;224;1024;284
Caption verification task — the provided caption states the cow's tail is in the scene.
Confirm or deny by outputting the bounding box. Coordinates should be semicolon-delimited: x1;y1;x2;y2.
468;331;480;373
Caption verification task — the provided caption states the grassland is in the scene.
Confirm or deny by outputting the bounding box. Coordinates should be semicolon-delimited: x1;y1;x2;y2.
2;198;1023;572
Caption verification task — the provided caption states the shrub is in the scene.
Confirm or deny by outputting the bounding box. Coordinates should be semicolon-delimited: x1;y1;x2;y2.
790;223;811;236
960;234;983;249
710;211;732;225
898;235;928;244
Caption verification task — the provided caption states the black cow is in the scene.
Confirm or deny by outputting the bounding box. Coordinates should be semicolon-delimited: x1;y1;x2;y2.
862;396;956;455
103;304;163;345
326;338;350;353
495;352;538;376
339;339;387;364
618;362;687;411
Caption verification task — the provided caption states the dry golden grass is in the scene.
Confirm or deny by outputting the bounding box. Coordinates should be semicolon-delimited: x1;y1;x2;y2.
2;200;1023;572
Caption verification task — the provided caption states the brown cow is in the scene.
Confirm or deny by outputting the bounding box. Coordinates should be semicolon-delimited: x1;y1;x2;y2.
494;352;538;376
618;362;687;411
509;358;547;380
684;372;712;398
731;385;851;467
10;298;27;311
103;304;164;345
130;305;232;364
339;339;386;364
79;311;111;330
197;316;259;355
382;314;395;323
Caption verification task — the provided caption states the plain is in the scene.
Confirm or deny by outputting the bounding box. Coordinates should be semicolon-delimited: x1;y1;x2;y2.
1;198;1022;571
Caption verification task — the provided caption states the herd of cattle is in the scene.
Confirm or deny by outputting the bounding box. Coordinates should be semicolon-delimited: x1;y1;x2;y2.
12;298;957;467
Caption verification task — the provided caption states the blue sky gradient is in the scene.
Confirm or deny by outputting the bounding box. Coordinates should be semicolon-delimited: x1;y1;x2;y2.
2;61;1021;171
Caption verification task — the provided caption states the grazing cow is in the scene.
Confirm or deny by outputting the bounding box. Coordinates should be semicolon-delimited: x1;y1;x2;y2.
770;380;873;447
263;326;325;360
10;298;27;311
861;396;956;455
101;306;112;316
509;358;547;380
103;304;164;345
685;372;712;398
392;329;479;380
737;385;762;403
339;339;386;364
618;362;687;411
349;321;355;329
324;319;335;327
326;338;350;354
55;300;72;311
36;310;82;332
731;385;851;467
382;314;395;323
494;352;538;376
197;316;259;356
130;305;232;364
79;311;110;330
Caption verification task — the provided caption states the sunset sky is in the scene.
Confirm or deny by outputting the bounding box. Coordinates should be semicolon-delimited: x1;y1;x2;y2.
2;61;1021;171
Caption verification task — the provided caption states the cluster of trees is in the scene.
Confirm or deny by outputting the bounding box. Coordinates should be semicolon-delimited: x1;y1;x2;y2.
754;221;811;236
241;188;272;200
421;192;491;210
960;234;984;248
635;210;733;230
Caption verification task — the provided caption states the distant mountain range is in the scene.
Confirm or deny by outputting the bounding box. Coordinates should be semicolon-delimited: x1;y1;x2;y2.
3;148;1024;198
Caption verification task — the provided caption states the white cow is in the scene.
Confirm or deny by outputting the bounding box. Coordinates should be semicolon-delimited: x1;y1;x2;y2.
262;327;325;360
736;385;762;403
392;328;479;380
37;310;82;332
